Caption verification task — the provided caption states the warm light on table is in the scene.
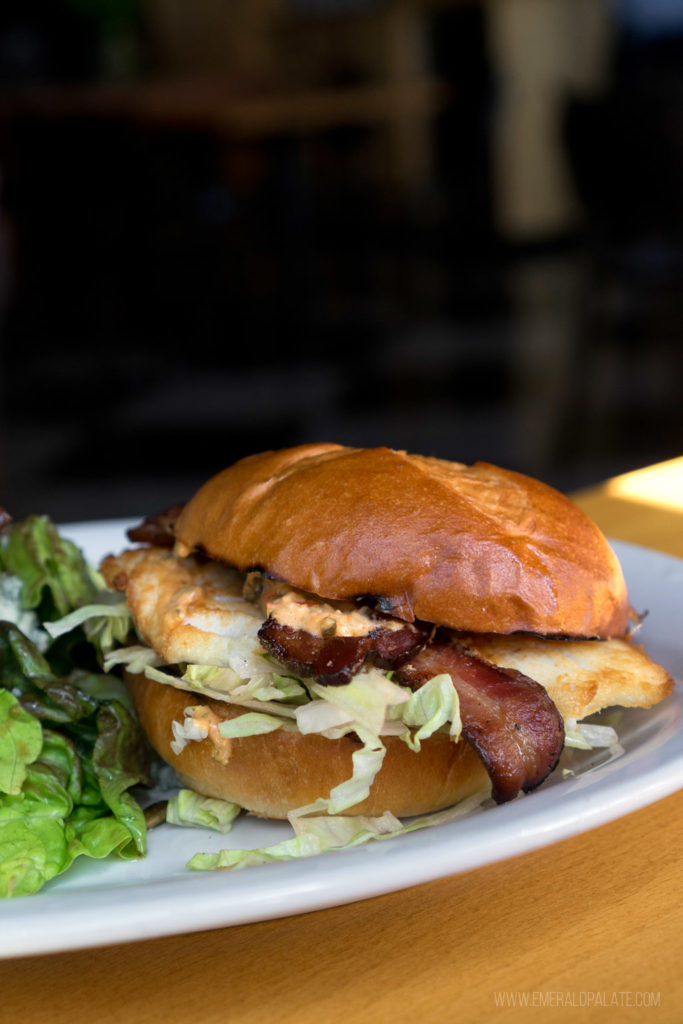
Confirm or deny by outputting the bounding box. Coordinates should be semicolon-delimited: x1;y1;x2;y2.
606;456;683;512
574;456;683;559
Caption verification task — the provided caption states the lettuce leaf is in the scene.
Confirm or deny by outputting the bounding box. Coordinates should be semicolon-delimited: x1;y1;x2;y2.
91;701;149;857
65;815;141;867
0;818;69;897
0;574;48;652
0;690;43;795
0;616;150;895
0;515;97;621
0;513;133;673
0;713;147;897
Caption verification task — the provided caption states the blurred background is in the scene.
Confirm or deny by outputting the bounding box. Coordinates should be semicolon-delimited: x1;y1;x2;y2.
1;0;682;521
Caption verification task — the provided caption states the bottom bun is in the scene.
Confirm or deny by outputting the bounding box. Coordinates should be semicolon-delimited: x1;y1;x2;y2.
125;672;491;818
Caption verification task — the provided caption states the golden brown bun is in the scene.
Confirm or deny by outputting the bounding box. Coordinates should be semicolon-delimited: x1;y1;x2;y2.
125;672;490;819
175;444;629;638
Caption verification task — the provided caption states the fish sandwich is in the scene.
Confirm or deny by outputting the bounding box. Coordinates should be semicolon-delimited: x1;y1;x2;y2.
101;445;673;821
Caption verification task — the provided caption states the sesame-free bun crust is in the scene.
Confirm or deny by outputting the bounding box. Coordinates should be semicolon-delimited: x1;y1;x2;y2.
175;445;629;638
125;671;490;818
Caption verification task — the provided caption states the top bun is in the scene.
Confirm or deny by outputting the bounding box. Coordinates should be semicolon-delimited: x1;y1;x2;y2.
174;444;629;638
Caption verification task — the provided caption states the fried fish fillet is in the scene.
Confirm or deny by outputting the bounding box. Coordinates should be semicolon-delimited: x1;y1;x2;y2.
102;547;673;723
101;548;262;666
463;632;672;721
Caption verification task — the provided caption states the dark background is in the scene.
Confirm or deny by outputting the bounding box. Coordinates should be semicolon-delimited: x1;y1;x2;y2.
1;0;682;522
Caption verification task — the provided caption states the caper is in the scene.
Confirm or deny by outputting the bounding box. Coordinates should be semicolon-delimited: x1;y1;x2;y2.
242;571;264;603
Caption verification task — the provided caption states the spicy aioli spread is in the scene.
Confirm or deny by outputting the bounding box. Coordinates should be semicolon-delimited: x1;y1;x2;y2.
262;586;403;639
171;704;232;763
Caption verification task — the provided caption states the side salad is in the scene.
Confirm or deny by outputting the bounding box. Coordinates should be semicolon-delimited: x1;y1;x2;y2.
0;514;150;897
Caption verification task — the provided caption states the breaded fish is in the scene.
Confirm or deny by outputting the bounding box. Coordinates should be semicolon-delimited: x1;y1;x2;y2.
102;547;673;722
101;548;262;666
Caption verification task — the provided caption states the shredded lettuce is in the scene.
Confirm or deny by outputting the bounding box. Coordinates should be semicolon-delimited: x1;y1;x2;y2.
217;712;287;738
171;704;289;755
328;727;387;813
232;674;307;703
183;663;306;703
189;833;327;870
182;664;240;691
166;789;241;834
188;815;399;870
393;673;461;751
143;663;301;719
308;670;409;736
103;644;163;676
188;788;491;870
564;719;619;750
125;644;468;848
44;600;132;651
295;699;355;735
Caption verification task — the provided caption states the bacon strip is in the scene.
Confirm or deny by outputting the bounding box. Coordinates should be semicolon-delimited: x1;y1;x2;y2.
397;639;565;803
127;505;184;548
258;617;430;686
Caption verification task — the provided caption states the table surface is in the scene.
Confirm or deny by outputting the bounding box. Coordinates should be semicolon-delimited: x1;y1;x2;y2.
2;458;682;1023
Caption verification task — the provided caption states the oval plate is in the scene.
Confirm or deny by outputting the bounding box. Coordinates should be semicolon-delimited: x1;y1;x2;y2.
2;522;681;957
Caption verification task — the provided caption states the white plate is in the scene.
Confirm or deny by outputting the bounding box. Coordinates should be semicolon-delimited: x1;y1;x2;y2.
2;522;682;958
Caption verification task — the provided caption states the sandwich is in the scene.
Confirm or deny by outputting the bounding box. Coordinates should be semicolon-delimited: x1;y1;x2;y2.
99;444;673;832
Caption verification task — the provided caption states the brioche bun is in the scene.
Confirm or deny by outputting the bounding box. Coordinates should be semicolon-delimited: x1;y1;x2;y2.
126;671;490;818
175;444;629;638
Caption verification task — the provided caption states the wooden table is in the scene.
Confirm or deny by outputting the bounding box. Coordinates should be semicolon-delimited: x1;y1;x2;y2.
2;460;682;1023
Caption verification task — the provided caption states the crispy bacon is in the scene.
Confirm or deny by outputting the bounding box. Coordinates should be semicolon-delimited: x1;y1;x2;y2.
258;617;431;686
127;505;184;548
397;638;565;803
